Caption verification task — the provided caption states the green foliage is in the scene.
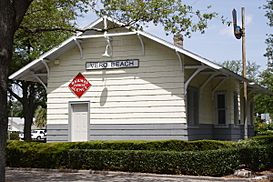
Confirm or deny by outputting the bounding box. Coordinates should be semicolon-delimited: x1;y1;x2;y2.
255;1;273;116
254;120;273;135
255;68;273;116
6;139;273;176
8;0;91;140
250;135;273;145
65;148;242;176
264;0;273;63
34;106;47;128
40;140;235;151
222;60;261;82
65;145;273;176
8;100;23;117
9;132;20;140
99;0;217;37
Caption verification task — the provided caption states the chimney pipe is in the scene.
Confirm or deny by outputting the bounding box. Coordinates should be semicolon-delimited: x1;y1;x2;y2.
173;34;183;48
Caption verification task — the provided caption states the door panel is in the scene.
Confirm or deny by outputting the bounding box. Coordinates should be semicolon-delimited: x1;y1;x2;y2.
70;103;89;142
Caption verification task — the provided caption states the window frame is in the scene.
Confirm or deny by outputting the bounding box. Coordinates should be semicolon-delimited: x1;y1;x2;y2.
186;86;199;126
233;92;240;125
215;92;227;125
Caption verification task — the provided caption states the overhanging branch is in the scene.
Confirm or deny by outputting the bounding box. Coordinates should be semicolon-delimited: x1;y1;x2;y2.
7;87;23;103
18;19;136;34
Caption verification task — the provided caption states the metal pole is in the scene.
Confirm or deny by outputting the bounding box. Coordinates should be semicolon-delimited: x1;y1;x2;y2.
241;7;248;139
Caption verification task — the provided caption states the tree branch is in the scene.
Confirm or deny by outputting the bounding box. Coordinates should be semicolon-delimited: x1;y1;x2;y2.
18;21;135;34
19;26;109;34
13;0;33;29
7;87;23;103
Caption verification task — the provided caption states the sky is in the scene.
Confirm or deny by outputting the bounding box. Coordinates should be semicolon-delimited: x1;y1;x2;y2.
77;0;272;70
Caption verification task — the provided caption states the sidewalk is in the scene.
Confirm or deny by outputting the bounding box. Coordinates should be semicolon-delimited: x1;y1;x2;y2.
6;168;256;182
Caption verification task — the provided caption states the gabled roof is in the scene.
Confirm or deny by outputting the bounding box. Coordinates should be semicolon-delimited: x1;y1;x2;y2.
9;17;270;94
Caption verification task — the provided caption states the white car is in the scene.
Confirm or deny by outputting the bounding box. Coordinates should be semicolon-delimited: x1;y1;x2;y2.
19;129;47;141
31;130;47;140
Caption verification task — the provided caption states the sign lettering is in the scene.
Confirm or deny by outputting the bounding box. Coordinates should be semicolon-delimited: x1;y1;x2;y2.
86;59;139;70
68;73;91;98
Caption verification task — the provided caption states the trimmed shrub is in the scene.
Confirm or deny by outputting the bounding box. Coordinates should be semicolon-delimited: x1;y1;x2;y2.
250;135;273;145
7;139;235;153
9;131;20;140
65;148;241;176
6;140;273;176
6;138;273;176
6;141;69;168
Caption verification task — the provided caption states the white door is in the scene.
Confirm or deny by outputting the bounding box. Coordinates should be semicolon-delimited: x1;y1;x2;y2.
70;103;89;142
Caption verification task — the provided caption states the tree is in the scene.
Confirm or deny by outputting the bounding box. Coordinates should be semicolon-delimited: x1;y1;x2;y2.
0;1;31;181
8;0;79;141
255;68;273;116
254;0;273;117
222;60;261;82
222;60;271;117
0;0;91;180
8;100;23;117
1;0;217;180
264;0;273;66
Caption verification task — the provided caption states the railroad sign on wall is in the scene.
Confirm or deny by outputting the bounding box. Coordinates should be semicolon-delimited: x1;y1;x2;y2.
69;73;91;98
86;59;139;70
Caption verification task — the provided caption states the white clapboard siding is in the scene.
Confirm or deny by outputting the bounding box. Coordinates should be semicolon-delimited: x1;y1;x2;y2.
48;82;183;94
49;86;183;94
55;57;179;66
48;89;182;97
50;64;181;75
47;118;186;125
47;119;68;125
47;106;185;114
47;35;186;125
48;73;183;84
48;80;183;91
48;95;183;102
48;112;184;118
47;104;185;109
48;70;183;83
47;100;185;108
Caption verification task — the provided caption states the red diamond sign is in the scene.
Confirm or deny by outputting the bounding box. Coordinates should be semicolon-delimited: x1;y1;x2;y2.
69;73;91;98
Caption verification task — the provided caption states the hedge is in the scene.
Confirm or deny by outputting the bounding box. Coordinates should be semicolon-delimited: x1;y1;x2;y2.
6;139;273;176
64;148;242;176
6;145;273;176
7;139;235;153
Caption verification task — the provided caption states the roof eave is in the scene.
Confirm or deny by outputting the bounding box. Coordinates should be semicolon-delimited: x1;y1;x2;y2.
9;36;76;80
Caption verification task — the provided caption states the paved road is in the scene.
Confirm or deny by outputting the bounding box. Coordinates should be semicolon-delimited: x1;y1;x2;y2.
6;168;252;182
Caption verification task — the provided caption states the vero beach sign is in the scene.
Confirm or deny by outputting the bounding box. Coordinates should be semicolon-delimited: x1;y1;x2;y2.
86;59;139;70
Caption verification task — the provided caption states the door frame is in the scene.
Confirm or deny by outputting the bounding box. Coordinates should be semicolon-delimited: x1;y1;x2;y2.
68;101;90;142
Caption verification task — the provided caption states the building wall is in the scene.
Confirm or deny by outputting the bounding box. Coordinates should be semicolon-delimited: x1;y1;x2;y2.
47;35;187;142
186;73;254;140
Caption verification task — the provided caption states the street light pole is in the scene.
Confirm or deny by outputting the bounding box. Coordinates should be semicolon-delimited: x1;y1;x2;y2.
232;7;248;139
241;7;248;139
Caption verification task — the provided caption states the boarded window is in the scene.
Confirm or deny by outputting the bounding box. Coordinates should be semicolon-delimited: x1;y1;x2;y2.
216;93;226;124
187;87;199;126
233;92;239;125
249;101;254;125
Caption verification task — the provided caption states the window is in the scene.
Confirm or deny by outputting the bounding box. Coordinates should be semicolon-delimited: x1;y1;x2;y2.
233;92;239;125
216;93;226;124
249;101;254;125
187;87;199;126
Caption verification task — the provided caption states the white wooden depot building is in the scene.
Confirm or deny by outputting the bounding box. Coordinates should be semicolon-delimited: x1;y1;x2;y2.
9;17;268;142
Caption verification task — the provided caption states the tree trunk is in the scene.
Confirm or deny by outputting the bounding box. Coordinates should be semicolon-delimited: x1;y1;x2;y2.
0;0;32;180
0;1;15;181
23;106;34;141
22;82;36;141
0;66;9;182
